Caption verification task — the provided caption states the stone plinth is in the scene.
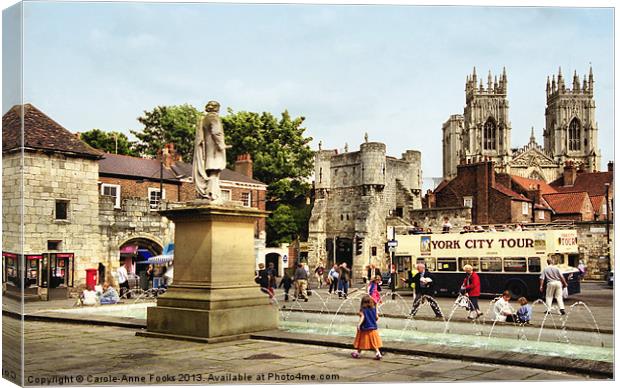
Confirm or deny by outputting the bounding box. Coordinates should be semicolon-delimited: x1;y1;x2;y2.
143;202;278;341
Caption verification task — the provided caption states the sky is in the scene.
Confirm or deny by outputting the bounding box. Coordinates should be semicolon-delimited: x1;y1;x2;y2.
2;1;615;179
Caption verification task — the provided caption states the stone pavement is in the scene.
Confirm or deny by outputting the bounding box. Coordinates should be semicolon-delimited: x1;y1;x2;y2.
2;316;600;386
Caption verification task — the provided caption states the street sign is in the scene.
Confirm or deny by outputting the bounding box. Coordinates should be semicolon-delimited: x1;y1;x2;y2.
388;247;396;253
282;255;288;263
387;240;398;247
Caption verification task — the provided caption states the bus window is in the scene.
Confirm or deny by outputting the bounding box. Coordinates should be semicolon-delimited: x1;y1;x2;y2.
504;257;527;272
549;254;563;265
459;257;479;271
437;258;457;271
528;257;541;273
418;257;436;271
480;257;502;272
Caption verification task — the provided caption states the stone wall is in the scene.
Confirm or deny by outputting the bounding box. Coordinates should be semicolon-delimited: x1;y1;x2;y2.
2;152;23;253
308;142;422;278
409;207;472;231
98;196;175;286
18;152;102;287
575;221;614;280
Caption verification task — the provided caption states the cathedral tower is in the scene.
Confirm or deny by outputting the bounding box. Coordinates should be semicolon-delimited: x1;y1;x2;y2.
544;67;600;171
462;67;512;172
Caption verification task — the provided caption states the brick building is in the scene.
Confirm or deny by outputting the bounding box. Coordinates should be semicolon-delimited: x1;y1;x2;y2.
2;104;268;300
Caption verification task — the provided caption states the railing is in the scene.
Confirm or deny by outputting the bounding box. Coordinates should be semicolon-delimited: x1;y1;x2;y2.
396;220;576;235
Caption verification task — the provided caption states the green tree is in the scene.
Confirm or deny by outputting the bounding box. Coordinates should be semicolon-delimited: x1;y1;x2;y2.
130;104;201;161
80;129;137;156
222;109;314;245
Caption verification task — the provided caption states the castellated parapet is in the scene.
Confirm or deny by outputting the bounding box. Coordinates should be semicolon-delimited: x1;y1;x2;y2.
308;140;422;279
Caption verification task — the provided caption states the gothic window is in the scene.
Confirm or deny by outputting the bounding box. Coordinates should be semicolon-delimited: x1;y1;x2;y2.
483;119;497;150
569;118;581;151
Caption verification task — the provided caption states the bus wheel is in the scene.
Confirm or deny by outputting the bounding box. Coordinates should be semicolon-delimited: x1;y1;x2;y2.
506;280;527;299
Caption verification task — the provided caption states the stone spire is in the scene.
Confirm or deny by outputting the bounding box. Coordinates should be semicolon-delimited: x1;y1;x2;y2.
573;70;580;92
530;126;536;144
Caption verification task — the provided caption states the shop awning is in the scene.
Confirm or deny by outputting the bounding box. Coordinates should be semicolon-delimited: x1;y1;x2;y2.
120;244;138;254
137;249;154;260
137;254;173;265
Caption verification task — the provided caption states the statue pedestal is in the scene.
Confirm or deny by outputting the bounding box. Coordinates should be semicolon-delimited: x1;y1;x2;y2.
141;203;278;342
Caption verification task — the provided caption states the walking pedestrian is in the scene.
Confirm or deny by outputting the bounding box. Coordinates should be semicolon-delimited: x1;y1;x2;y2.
278;271;293;302
461;264;482;319
328;264;339;294
255;263;272;298
406;263;443;318
294;263;309;302
338;262;351;299
539;258;568;315
117;261;130;297
314;262;325;288
368;275;382;305
351;295;383;360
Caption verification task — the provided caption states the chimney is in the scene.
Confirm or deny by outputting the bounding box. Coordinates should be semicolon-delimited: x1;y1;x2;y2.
563;161;577;186
161;143;180;169
235;153;253;179
608;161;614;173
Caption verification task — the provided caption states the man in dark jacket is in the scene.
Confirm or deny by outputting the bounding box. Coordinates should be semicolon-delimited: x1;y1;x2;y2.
406;263;443;318
337;263;351;299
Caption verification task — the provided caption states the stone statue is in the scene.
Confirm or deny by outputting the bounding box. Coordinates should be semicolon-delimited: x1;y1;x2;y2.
364;132;369;143
344;142;349;153
193;101;227;203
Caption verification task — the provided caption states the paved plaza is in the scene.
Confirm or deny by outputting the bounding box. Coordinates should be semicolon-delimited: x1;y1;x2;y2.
2;317;597;385
1;281;613;385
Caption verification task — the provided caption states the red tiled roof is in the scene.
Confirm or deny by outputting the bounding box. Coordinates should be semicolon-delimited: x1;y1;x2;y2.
590;195;605;212
100;153;266;186
2;104;103;158
510;175;557;195
434;179;450;193
493;183;530;201
99;153;179;181
543;192;590;214
550;171;613;197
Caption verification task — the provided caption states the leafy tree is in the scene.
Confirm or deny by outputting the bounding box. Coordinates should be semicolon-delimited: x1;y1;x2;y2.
222;109;314;245
222;109;314;200
130;104;201;161
266;204;300;245
80;129;137;156
129;104;314;246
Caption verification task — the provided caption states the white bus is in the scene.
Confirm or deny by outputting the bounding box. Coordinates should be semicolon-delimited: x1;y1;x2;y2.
394;229;581;299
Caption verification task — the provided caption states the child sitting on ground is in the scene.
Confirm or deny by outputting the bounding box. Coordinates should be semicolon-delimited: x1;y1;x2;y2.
351;295;383;360
516;297;532;324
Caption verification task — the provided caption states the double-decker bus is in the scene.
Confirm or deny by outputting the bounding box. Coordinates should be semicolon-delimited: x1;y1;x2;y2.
393;228;581;299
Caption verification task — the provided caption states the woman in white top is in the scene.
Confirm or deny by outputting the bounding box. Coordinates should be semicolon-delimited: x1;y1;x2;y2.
493;290;516;322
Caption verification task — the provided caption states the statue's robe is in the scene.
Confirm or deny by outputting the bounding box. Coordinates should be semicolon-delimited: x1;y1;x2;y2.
193;112;226;199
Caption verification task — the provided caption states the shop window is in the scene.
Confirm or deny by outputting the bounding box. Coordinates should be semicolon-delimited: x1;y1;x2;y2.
419;257;436;271
55;200;69;220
